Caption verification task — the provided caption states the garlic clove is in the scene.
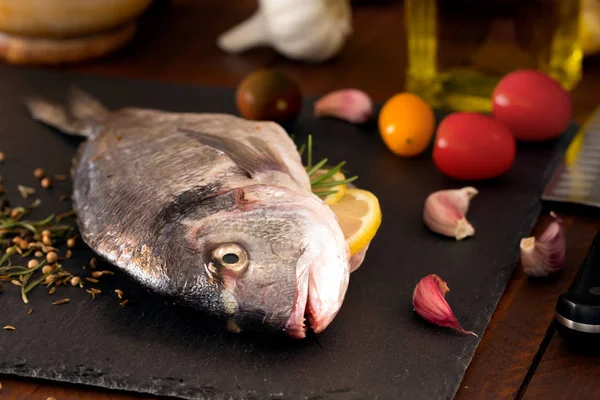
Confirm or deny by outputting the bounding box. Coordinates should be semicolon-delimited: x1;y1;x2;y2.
520;212;565;277
314;89;374;124
423;187;478;240
413;274;477;336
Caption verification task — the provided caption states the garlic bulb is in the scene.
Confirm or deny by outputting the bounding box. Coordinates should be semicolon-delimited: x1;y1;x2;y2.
217;0;353;63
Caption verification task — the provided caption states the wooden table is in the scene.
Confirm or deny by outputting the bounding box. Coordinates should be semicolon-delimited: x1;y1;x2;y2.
2;1;600;398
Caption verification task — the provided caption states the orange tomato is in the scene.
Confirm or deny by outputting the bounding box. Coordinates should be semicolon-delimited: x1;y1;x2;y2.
378;93;436;157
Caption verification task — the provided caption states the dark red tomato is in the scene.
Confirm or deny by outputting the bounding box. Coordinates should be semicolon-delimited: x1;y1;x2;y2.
492;70;572;141
433;112;516;180
236;69;302;125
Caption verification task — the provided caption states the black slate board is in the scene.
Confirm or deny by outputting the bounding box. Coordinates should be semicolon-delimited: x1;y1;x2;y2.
0;65;576;400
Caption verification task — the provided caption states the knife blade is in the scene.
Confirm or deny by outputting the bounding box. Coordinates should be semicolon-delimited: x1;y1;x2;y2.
543;105;600;207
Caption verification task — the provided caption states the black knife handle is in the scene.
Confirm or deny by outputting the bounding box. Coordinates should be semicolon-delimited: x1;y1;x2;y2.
556;229;600;330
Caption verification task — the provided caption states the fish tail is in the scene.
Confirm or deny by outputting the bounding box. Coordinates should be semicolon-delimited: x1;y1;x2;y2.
25;85;109;138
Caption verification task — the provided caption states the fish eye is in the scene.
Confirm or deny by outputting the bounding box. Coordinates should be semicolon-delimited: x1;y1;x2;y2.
222;253;239;264
212;244;248;273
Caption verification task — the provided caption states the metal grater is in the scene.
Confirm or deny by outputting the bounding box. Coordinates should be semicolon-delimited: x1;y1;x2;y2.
543;106;600;207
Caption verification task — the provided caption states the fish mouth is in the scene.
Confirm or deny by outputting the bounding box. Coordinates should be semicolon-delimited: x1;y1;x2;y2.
284;256;348;339
283;197;351;339
285;263;311;338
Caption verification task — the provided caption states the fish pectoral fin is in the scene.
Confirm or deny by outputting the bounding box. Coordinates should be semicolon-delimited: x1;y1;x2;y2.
178;128;290;178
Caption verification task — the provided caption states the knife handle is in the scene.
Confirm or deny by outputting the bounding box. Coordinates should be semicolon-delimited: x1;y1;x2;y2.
556;229;600;335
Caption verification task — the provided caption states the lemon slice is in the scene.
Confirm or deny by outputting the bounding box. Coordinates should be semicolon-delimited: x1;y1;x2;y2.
311;168;347;205
329;188;382;255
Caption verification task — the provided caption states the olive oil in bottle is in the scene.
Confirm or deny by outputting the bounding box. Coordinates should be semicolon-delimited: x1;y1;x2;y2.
404;0;582;112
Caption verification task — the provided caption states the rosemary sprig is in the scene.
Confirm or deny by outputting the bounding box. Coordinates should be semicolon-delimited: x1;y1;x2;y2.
0;211;73;244
0;173;120;308
297;134;359;198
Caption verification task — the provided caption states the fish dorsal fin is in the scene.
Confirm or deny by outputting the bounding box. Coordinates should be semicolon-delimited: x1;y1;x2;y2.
178;128;290;178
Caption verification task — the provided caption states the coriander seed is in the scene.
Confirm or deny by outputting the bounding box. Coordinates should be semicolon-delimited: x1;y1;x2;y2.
41;177;52;189
28;259;39;269
33;168;45;179
67;237;76;248
46;252;58;264
42;265;53;274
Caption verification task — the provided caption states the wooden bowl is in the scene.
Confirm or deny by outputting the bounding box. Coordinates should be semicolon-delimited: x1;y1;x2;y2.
0;0;152;38
0;0;153;64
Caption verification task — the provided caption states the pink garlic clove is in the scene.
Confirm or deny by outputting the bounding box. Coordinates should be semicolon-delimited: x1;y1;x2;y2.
413;274;477;336
423;187;478;240
314;89;374;124
520;212;565;277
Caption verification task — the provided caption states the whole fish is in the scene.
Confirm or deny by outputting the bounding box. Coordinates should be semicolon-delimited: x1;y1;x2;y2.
26;88;365;338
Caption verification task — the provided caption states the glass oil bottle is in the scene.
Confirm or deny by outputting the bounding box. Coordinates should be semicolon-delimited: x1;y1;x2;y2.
404;0;583;112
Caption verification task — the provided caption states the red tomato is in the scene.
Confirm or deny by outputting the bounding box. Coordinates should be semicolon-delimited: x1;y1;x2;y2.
433;112;516;180
492;70;572;141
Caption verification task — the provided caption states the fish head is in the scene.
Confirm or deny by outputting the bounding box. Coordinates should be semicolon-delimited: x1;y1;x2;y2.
176;185;350;338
